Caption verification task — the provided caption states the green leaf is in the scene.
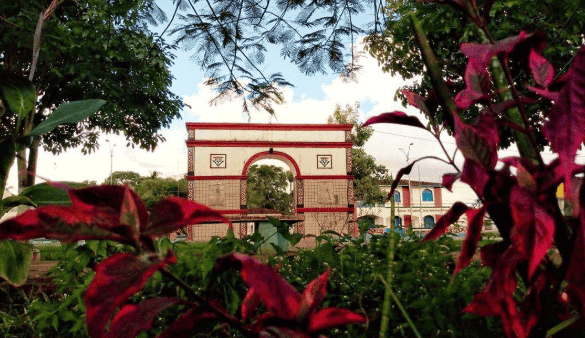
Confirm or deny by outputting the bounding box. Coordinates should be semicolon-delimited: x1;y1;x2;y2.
0;195;36;219
0;239;33;286
27;99;105;136
0;75;36;118
19;182;88;206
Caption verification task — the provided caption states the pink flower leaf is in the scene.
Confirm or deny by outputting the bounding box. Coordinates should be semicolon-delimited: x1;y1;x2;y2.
156;309;217;338
297;269;329;321
402;90;430;116
454;113;499;169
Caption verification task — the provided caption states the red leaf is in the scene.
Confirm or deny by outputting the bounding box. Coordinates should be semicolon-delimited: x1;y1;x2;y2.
387;162;416;203
542;46;585;208
119;185;147;242
526;85;559;101
0;205;127;243
297;269;329;321
157;308;216;338
362;111;427;130
509;187;555;278
259;326;311;338
460;159;491;199
215;253;301;320
442;173;459;192
307;307;366;333
464;247;524;337
454;113;499;169
144;197;230;237
454;88;485;110
454;206;487;274
241;288;261;322
85;252;176;338
566;184;585;315
106;297;180;338
402;90;430;116
422;202;469;242
480;242;508;269
529;50;554;88
460;32;529;68
491;97;537;114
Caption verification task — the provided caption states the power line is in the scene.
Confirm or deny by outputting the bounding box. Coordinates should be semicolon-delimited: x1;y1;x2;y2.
370;129;585;159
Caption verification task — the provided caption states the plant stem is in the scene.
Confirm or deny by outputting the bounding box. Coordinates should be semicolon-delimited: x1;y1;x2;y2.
0;139;16;197
379;176;397;338
377;274;423;338
545;314;581;337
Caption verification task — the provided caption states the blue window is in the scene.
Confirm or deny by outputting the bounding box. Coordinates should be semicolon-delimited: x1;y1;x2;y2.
394;191;401;202
422;189;433;202
394;216;403;228
424;215;435;229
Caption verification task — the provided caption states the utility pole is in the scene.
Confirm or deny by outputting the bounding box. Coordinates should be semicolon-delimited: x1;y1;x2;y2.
399;143;414;228
106;139;116;184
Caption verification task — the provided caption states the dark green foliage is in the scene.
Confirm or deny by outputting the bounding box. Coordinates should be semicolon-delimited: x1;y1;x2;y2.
366;0;584;149
246;164;293;214
327;103;390;205
0;0;182;153
9;230;499;337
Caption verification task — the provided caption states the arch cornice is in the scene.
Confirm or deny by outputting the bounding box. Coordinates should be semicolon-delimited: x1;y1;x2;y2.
242;151;301;177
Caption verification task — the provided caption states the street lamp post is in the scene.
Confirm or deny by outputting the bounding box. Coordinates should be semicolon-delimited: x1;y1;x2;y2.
106;140;116;184
399;143;414;228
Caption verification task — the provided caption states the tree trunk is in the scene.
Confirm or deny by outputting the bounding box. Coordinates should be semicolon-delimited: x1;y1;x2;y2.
0;139;16;197
26;136;40;187
17;148;27;193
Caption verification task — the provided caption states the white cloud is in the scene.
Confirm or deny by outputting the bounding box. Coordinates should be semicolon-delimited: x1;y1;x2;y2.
4;40;465;193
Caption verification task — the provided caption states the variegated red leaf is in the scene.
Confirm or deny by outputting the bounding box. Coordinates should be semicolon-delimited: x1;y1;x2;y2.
454;206;487;274
156;308;216;338
509;186;555;278
106;297;180;338
297;269;329;321
144;197;230;237
215;253;301;320
85;252;176;338
529;50;554;88
454;113;499;169
241;288;261;322
402;90;430;116
307;307;366;333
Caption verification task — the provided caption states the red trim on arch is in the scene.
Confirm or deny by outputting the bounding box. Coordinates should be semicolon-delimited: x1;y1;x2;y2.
297;175;353;180
186;140;353;148
296;207;354;213
186;122;353;131
219;210;248;215
242;151;301;176
187;175;246;180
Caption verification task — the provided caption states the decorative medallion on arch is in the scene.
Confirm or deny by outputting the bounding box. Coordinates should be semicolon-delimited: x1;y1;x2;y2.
186;122;357;246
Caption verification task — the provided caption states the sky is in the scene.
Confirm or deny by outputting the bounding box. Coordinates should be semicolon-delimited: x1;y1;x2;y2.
4;4;567;204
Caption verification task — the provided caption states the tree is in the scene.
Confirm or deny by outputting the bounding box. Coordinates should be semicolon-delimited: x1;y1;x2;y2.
1;0;182;190
103;171;142;186
365;0;585;149
247;164;293;214
328;103;389;205
164;0;385;115
103;171;186;208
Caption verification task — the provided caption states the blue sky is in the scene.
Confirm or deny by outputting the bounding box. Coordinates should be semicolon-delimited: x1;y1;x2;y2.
3;3;531;204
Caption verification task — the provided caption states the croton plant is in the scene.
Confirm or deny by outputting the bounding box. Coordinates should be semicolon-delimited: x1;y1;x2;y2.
0;185;365;337
362;1;585;337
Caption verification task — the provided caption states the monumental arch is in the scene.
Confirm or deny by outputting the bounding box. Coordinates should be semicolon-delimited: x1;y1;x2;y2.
185;122;356;247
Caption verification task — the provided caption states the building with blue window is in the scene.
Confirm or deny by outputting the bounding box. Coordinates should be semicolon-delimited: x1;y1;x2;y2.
357;179;489;235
